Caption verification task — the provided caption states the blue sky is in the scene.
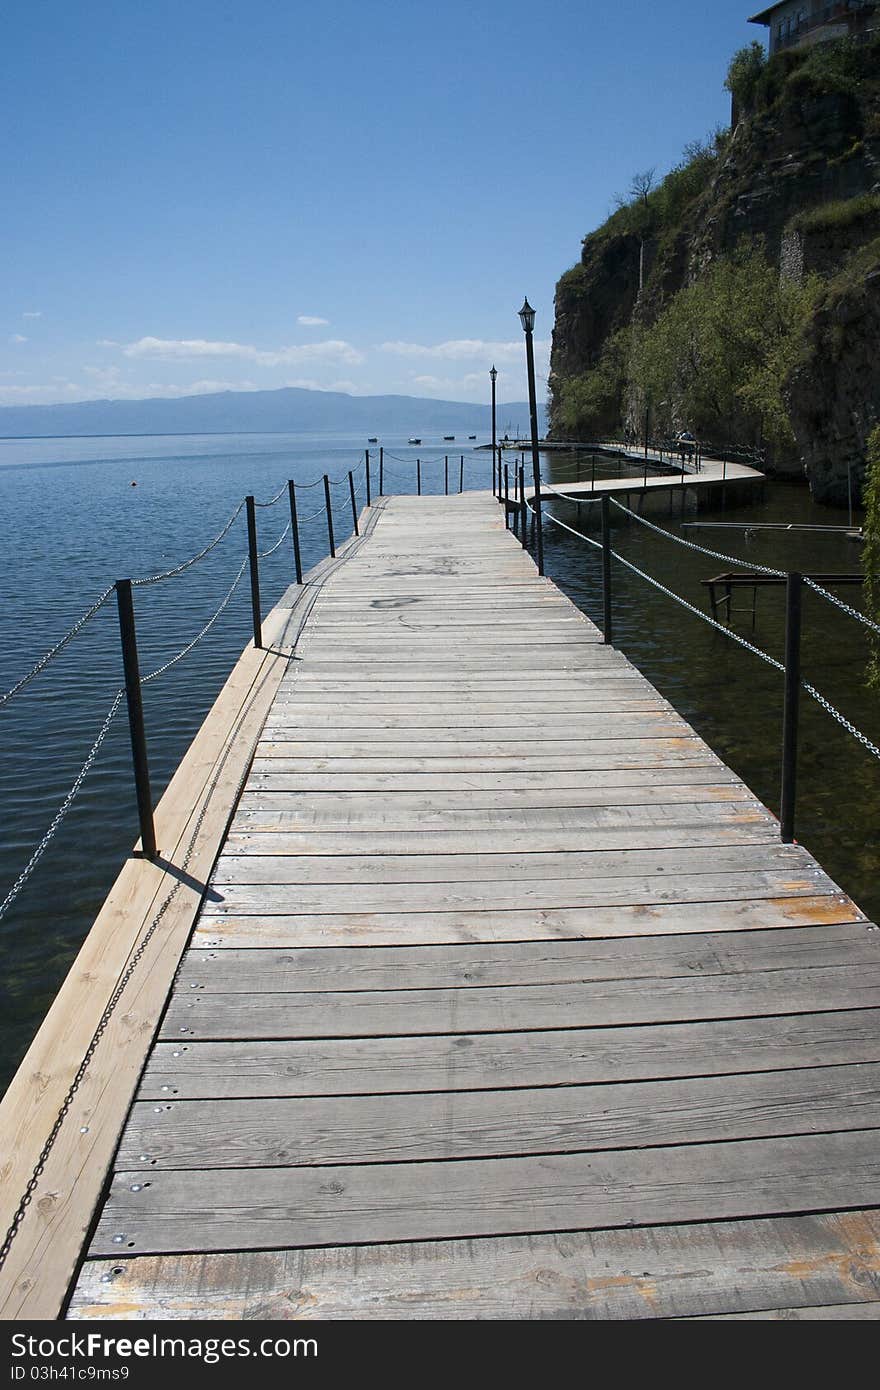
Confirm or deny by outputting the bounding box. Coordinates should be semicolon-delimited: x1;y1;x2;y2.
1;0;763;409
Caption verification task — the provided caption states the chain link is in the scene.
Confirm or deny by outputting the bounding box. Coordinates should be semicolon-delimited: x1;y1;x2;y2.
131;500;245;587
803;576;880;638
140;559;249;685
0;648;284;1275
0;587;115;709
253;482;288;508
802;681;880;760
609;498;786;576
258;522;292;560
0;690;125;926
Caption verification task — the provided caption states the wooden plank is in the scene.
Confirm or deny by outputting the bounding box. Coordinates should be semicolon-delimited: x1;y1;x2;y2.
209;842;816;886
219;824;779;856
139;1009;880;1101
175;923;878;993
203;872;845;918
68;1209;880;1320
87;1129;880;1254
118;1064;880;1170
233;790;761;829
158;963;880;1040
245;770;742;793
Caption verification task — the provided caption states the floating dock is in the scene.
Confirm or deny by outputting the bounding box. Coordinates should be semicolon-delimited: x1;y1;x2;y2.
2;490;879;1321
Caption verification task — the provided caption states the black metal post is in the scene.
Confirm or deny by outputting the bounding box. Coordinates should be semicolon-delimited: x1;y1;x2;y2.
780;571;803;844
417;458;421;496
459;455;464;493
532;458;544;577
287;480;303;585
365;450;371;507
115;578;157;860
601;494;613;646
348;469;359;535
503;464;509;527
444;455;448;495
379;447;384;496
245;495;262;649
323;475;336;557
490;365;497;496
519;463;527;549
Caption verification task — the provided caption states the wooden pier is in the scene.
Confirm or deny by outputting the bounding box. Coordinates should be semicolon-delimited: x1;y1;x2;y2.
3;489;880;1321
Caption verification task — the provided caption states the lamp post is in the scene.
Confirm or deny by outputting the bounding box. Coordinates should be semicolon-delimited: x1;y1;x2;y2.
518;297;544;576
490;365;498;497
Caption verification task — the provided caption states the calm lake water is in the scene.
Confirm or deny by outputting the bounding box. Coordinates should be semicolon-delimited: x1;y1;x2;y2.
1;432;877;1092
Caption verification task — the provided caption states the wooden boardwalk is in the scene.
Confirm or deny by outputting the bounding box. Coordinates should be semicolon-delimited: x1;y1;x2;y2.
62;490;880;1319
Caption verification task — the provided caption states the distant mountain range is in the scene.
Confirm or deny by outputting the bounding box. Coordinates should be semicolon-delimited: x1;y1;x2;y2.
0;385;547;439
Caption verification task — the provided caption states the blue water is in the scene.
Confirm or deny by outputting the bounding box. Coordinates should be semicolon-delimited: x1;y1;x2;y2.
0;431;493;1089
1;433;877;1094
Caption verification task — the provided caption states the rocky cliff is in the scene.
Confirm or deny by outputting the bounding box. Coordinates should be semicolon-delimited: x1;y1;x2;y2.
549;36;880;503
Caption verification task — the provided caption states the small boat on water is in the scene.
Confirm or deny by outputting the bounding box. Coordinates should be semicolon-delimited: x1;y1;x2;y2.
444;435;455;441
367;436;378;443
468;434;476;440
408;437;421;445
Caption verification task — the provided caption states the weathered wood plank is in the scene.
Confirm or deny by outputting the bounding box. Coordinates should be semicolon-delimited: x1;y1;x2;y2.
88;1129;880;1254
175;924;878;993
196;895;861;947
159;963;880;1040
119;1064;880;1170
68;1209;880;1320
139;1009;880;1100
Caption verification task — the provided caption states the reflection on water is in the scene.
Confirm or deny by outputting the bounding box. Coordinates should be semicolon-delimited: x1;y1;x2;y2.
540;466;879;934
0;435;877;1093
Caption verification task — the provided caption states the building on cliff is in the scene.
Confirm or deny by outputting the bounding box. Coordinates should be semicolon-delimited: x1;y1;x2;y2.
749;0;878;55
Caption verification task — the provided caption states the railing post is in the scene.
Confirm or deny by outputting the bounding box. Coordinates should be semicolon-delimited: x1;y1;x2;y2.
287;480;303;585
459;455;464;493
245;495;262;649
780;571;803;844
444;455;449;495
601;493;613;645
323;475;336;557
417;458;421;496
503;464;509;527
379;447;384;497
519;464;527;549
348;469;359;536
365;450;372;507
115;578;157;860
532;459;544;577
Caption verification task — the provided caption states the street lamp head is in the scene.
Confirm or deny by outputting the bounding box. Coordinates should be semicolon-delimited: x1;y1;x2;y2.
518;298;536;334
489;365;497;382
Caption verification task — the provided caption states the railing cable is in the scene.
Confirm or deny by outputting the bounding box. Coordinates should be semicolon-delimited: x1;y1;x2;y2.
139;558;250;685
131;500;245;587
803;576;880;638
0;587;115;709
0;691;125;926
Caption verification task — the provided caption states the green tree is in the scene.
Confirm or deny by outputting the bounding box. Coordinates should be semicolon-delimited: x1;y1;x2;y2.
725;41;767;117
629;240;819;447
555;330;631;438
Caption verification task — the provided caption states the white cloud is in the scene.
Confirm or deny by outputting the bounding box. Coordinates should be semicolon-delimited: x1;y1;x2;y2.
9;334;28;344
297;315;329;326
22;311;42;319
121;336;364;366
379;338;550;364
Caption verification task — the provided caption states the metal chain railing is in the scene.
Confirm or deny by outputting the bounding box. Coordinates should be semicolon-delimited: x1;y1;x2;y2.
0;587;115;709
802;681;880;762
258;522;291;560
0;690;125;926
609;497;786;576
140;558;249;685
803;576;880;638
0;645;282;1276
131;499;245;587
253;482;288;508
